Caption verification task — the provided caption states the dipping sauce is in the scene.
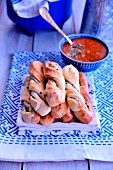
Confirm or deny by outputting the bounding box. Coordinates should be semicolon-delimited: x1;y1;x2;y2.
62;38;107;62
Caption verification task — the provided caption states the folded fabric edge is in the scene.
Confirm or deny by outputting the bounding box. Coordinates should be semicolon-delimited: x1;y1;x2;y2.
0;143;85;161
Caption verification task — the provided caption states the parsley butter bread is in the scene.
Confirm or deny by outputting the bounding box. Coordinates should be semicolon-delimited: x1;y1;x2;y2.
43;61;65;107
75;72;94;123
28;61;51;117
63;65;86;112
63;65;94;123
20;60;94;126
21;76;41;124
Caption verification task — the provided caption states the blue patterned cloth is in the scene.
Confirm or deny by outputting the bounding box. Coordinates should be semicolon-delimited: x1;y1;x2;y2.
0;51;113;161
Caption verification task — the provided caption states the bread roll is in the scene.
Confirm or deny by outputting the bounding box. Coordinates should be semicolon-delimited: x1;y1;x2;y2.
22;110;40;124
28;61;45;100
43;61;65;107
28;61;51;117
21;100;40;124
74;73;94;123
44;79;63;107
20;61;94;125
63;65;86;112
30;91;51;116
63;64;80;92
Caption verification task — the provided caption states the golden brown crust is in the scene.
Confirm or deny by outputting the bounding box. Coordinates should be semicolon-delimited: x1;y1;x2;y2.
79;72;89;93
62;106;74;123
51;102;68;119
73;107;93;124
22;110;40;124
28;61;44;85
44;79;63;107
40;114;54;126
43;61;62;78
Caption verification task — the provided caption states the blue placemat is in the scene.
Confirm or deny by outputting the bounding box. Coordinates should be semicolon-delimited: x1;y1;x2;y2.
0;51;113;161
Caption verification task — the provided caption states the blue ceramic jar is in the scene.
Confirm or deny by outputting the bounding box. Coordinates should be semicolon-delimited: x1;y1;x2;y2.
6;0;72;35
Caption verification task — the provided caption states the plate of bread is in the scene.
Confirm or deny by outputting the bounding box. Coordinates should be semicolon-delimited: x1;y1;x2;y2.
17;59;100;135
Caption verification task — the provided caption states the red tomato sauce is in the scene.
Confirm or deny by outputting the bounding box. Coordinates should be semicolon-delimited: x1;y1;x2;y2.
62;38;107;62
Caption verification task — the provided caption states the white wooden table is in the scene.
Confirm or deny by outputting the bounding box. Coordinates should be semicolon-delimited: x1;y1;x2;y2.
0;0;113;169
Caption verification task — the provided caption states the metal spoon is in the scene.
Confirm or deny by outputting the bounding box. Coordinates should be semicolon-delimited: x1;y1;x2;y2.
39;7;73;46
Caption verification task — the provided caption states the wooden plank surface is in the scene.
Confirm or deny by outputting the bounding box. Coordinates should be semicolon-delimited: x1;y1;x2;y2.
0;161;22;170
33;29;62;51
23;161;88;170
90;160;113;170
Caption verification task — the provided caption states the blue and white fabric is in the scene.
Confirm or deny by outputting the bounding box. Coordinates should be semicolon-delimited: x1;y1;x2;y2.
0;51;113;162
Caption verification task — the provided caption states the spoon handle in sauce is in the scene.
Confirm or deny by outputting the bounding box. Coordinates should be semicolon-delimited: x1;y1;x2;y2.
39;7;73;46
